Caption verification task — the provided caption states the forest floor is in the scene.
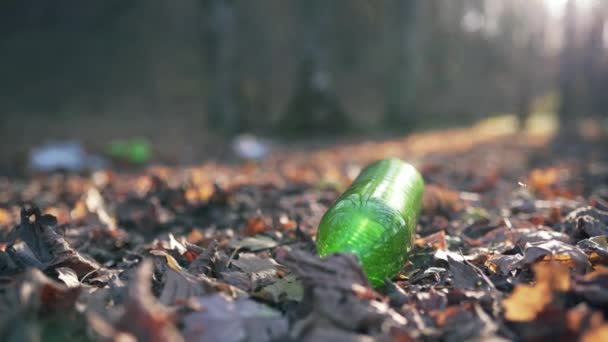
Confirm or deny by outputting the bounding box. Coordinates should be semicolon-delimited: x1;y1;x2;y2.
0;121;607;341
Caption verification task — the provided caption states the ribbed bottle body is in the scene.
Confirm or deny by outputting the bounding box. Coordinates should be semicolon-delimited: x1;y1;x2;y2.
316;158;424;287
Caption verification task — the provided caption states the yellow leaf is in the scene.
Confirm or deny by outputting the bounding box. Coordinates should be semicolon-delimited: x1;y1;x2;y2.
165;254;183;272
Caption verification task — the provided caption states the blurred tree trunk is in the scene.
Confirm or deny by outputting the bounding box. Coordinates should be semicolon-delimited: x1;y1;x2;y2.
558;0;578;129
515;2;546;131
515;40;533;131
584;2;607;118
205;0;240;134
384;0;418;129
235;1;272;134
279;0;347;134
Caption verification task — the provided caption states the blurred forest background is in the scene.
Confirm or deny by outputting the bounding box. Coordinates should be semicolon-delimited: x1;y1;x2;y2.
0;0;607;169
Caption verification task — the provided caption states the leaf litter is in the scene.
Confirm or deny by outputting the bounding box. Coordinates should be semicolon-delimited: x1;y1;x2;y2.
0;133;607;340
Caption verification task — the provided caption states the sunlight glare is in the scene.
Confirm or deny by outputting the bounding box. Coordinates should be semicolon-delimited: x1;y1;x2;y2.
545;0;568;17
545;0;598;17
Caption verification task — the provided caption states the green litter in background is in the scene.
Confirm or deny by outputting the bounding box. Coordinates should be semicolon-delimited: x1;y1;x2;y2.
106;138;152;164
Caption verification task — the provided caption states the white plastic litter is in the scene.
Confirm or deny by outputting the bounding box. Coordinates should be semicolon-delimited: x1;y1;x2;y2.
231;134;270;160
29;141;107;172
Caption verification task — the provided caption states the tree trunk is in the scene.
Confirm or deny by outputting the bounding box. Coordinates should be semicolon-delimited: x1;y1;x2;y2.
516;7;546;132
384;0;418;129
279;0;347;135
584;3;607;118
205;0;239;134
558;0;578;129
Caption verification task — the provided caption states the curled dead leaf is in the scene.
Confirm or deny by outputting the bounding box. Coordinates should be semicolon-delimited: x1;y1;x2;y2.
6;206;101;278
522;240;589;272
115;260;183;341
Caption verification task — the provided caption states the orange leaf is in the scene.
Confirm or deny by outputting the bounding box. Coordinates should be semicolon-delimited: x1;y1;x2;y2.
529;168;559;191
0;208;13;227
503;262;570;322
243;216;269;235
582;325;608;342
415;230;446;250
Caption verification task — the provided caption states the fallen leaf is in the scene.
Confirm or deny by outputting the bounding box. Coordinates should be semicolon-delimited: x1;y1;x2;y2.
423;185;463;215
242;216;269;235
181;293;288;342
408;266;447;285
301;326;378;342
56;267;81;288
114;259;183;341
414;288;447;312
231;253;280;273
503;262;570;322
0;207;13;228
6;206;101;278
229;253;282;291
447;254;493;290
276;247;369;289
582;324;608;342
577;235;608;264
517;228;571;245
415;230;447;250
1;268;80;314
253;274;304;303
467;226;571;250
562;206;608;239
229;236;278;251
529;168;559;193
573;267;608;307
85;187;117;231
522;240;589;272
159;254;208;305
485;254;524;275
188;240;218;276
0;268;83;341
276;248;406;338
437;303;502;341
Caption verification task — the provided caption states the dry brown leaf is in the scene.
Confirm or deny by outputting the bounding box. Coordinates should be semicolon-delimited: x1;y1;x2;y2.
503;262;570;322
485;254;523;275
422;185;462;214
573;267;608;306
184;182;215;204
563;206;608;238
182;293;288;342
415;230;447;250
0;208;13;227
242;216;269;236
115;260;183;342
522;240;589;272
582;324;608;342
529;168;559;192
85;187;117;231
7;207;101;278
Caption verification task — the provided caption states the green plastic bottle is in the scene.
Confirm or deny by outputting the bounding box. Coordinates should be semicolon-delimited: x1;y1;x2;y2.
107;138;151;165
316;158;424;287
